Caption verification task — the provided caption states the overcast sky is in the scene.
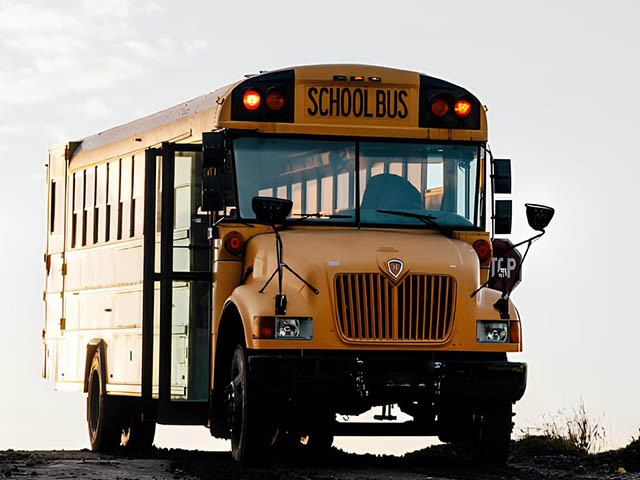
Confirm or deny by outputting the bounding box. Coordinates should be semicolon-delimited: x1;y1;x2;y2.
1;0;639;452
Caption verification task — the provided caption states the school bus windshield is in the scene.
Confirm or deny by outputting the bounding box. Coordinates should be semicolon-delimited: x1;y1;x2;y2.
233;137;482;229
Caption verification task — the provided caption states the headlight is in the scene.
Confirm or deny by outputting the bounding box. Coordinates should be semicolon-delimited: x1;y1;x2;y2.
277;318;300;338
476;321;509;343
255;317;313;339
276;317;312;339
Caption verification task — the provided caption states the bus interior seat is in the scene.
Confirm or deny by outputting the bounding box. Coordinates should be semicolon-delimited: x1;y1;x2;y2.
361;173;423;212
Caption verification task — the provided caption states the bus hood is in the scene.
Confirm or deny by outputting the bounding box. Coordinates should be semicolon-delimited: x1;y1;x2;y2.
244;228;481;300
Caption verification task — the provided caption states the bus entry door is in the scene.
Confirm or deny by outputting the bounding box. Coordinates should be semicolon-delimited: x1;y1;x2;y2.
142;142;212;424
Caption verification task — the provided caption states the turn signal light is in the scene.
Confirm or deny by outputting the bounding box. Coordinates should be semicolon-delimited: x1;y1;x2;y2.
243;90;261;110
254;317;275;339
266;90;285;111
510;320;521;344
454;100;471;117
430;98;449;118
472;239;492;265
224;231;244;255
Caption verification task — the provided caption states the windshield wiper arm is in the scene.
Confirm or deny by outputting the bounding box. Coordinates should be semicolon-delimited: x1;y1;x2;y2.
376;209;452;237
290;212;353;220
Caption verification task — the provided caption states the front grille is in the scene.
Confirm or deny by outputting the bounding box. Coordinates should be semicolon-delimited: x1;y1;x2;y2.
334;273;456;343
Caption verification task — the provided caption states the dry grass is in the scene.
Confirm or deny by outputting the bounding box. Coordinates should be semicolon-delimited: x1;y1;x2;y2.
518;398;606;455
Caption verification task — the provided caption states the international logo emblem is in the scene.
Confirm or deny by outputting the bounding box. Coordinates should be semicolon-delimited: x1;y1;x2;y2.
387;259;404;279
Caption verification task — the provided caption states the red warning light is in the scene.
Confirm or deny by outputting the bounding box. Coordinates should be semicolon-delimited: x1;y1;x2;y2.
454;100;471;118
266;90;285;111
224;231;244;255
430;98;449;118
243;90;261;110
472;239;492;264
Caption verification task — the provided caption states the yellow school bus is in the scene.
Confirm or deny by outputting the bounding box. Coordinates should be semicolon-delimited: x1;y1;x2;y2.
43;64;544;464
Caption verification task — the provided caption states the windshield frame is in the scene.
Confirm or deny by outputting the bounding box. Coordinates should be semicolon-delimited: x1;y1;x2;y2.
228;132;486;232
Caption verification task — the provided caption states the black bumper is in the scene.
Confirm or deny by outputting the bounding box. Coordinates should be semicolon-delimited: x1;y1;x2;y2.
247;350;527;412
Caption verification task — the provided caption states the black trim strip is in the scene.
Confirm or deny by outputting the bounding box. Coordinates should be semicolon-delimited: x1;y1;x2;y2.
158;142;175;410
141;148;158;420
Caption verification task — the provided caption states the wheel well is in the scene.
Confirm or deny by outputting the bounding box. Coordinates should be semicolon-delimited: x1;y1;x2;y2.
215;302;246;383
84;339;107;393
210;302;245;438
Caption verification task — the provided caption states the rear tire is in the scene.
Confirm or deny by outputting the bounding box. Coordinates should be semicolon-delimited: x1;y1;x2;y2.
121;405;156;451
228;345;274;464
477;401;513;465
275;421;334;459
87;349;120;451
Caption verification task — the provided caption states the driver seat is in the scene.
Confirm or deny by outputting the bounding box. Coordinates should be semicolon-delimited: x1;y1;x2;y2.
361;173;423;211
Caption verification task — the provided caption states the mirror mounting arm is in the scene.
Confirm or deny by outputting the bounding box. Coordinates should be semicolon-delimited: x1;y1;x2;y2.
471;201;555;303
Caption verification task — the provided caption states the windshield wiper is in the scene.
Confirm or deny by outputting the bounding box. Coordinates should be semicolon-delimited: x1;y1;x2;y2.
289;212;353;220
376;209;452;237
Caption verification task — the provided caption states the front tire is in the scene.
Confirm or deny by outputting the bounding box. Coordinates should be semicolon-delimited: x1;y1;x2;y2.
228;345;274;464
87;350;120;451
477;401;513;465
120;405;156;451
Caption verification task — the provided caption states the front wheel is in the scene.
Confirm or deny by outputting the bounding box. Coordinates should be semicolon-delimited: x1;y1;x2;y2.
120;406;156;451
477;401;513;465
228;345;274;464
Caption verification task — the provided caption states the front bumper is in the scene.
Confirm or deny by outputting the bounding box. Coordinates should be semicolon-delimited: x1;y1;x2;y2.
247;350;527;414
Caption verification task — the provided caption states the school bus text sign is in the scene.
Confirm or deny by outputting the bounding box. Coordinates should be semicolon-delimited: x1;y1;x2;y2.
304;86;412;124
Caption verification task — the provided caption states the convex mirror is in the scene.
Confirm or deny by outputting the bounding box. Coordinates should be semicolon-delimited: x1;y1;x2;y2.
525;203;555;232
252;196;293;223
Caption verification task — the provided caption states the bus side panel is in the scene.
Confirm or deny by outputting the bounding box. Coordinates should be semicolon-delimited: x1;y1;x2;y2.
63;241;145;394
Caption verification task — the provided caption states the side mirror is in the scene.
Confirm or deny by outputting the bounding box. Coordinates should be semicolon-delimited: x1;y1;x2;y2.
201;131;226;212
202;131;226;168
252;196;292;224
491;158;511;194
525;203;555;232
202;173;225;212
494;200;512;234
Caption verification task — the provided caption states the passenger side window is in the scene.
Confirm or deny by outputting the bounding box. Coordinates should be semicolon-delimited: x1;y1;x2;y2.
84;167;95;245
120;157;132;239
96;164;107;243
107;160;120;242
72;171;84;248
132;156;145;236
49;181;56;234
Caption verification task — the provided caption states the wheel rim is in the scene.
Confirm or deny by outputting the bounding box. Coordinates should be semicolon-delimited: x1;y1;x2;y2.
89;371;100;436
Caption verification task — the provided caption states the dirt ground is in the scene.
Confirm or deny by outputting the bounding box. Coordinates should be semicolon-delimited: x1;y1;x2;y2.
2;437;640;480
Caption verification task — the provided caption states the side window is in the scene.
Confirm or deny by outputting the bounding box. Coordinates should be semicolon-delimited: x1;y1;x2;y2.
96;163;107;243
84;167;95;246
120;157;133;239
107;160;120;242
49;181;56;234
72;171;84;248
132;155;145;236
